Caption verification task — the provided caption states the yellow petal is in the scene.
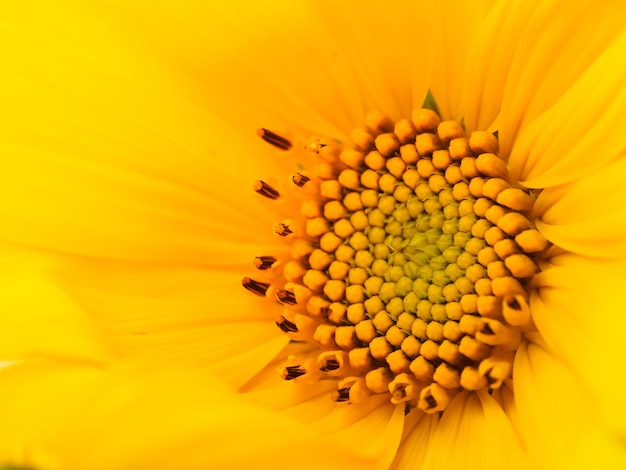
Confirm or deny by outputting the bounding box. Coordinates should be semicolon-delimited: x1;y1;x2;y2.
534;158;626;258
0;359;374;470
0;1;284;264
532;254;626;438
311;0;434;122
429;0;498;123
311;397;405;468
390;412;438;469
48;257;288;387
500;1;626;161
0;252;111;362
459;0;538;132
514;341;625;469
420;390;528;470
506;28;626;187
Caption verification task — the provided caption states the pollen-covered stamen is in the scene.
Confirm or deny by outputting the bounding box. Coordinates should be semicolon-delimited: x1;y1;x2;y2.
276;289;297;305
280;365;307;380
274;222;293;237
242;277;271;297
254;256;278;270
292;172;311;187
257;128;292;151
253;180;281;199
333;387;351;402
276;316;298;333
246;108;550;411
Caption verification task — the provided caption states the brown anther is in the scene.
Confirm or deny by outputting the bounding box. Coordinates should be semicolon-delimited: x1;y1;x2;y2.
257;128;292;150
276;316;298;333
333;387;351;402
254;256;277;270
292;172;311;187
418;383;451;413
318;351;347;373
274;222;293;237
280;365;306;380
502;295;533;328
389;373;421;404
276;289;297;306
253;180;280;200
478;349;514;388
242;277;271;297
476;153;508;179
308;138;327;154
337;376;371;404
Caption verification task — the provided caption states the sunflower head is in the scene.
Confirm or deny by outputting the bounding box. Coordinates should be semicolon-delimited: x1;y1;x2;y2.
244;105;550;413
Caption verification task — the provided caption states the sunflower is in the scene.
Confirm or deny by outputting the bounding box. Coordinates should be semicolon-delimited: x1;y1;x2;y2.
1;0;626;469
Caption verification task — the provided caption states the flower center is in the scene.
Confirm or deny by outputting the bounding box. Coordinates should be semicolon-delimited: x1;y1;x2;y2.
244;109;549;414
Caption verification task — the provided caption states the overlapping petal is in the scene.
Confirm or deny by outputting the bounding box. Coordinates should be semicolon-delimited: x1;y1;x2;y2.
0;359;374;470
0;0;624;469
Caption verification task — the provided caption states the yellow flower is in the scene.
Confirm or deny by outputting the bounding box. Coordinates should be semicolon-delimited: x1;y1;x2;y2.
1;1;626;469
